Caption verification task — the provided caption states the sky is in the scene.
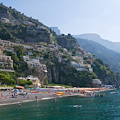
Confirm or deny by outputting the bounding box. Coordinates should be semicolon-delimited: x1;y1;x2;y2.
1;0;120;42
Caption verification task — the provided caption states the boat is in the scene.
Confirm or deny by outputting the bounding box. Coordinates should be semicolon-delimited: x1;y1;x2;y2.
109;91;119;94
78;91;95;98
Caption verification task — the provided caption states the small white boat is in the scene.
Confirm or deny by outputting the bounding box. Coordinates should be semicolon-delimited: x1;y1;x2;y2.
78;91;95;98
109;91;119;94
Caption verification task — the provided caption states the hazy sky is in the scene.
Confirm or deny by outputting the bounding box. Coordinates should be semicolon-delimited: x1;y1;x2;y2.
1;0;120;42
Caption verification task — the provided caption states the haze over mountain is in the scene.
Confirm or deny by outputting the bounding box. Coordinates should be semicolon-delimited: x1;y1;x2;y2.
73;33;120;53
76;38;120;73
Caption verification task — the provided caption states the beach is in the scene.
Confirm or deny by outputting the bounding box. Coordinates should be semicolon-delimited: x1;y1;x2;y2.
0;87;110;106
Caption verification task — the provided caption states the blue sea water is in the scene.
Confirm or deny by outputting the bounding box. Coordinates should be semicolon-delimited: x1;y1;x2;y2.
0;90;120;120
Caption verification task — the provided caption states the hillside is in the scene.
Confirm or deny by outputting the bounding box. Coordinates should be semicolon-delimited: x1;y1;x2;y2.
73;33;120;53
76;38;120;73
0;4;54;44
0;3;120;87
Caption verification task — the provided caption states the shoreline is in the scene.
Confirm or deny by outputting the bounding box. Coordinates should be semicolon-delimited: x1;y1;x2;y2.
0;87;113;106
0;93;74;106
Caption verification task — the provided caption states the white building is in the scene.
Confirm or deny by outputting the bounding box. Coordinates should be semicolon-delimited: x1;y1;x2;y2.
0;55;13;70
23;56;30;61
0;39;34;49
71;61;93;72
17;75;41;87
26;59;47;72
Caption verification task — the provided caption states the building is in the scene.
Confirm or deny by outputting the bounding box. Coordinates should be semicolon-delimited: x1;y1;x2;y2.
72;56;84;64
23;21;36;26
71;61;93;72
0;17;10;23
17;75;41;87
92;79;102;87
0;39;34;49
26;59;47;72
0;44;4;55
0;55;13;69
23;56;30;61
36;25;46;30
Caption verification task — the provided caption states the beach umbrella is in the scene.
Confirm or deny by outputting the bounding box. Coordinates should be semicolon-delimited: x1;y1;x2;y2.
18;86;24;89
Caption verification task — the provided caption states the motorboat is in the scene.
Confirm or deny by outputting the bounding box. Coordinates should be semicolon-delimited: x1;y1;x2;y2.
78;91;95;98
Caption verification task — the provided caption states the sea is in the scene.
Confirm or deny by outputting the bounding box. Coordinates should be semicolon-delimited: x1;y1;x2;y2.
0;89;120;120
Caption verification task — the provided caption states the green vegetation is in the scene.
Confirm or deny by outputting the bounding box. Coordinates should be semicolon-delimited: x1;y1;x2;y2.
19;80;33;86
47;60;97;87
60;66;97;87
92;59;120;85
4;46;30;77
0;72;16;85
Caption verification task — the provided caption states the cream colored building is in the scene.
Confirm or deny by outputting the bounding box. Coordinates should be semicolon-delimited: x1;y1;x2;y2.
0;44;4;55
0;55;13;69
17;75;41;87
26;59;47;72
0;18;10;23
0;39;34;49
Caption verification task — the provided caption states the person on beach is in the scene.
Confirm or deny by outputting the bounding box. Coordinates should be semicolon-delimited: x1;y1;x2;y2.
0;93;4;99
12;93;14;98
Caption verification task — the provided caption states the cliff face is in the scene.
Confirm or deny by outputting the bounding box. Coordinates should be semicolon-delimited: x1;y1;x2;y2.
47;64;60;84
56;35;79;49
47;61;96;87
0;6;9;19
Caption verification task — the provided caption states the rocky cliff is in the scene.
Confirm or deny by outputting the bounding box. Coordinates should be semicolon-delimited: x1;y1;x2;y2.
0;5;9;19
56;34;79;49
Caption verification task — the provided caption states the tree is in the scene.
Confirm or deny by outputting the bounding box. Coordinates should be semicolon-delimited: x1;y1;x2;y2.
0;73;16;85
19;80;33;86
44;53;50;59
13;46;25;61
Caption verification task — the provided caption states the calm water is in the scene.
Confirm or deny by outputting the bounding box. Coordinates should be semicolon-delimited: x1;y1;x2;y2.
0;90;120;120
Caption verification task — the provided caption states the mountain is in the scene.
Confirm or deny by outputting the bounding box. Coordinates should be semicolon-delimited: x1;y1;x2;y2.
76;38;120;73
50;27;61;35
73;33;120;53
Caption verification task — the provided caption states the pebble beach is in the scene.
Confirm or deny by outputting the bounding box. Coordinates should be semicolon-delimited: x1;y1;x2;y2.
0;87;110;106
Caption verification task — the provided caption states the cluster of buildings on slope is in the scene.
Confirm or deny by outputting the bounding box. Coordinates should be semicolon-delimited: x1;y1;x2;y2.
0;16;47;30
0;37;94;86
70;47;94;72
0;39;48;87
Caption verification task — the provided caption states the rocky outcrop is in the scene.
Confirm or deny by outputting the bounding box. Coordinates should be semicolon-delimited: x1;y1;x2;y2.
56;35;79;49
0;6;9;19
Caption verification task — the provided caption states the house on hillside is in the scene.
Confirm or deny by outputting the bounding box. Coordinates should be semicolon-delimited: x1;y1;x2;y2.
26;59;47;72
0;44;4;55
71;61;92;71
0;39;34;49
92;79;102;87
23;56;30;61
0;17;10;23
17;75;41;87
0;55;14;72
